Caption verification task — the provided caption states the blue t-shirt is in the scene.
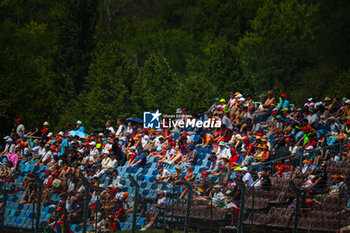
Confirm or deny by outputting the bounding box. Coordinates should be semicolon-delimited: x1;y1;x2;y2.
134;152;147;166
59;138;69;156
237;155;244;164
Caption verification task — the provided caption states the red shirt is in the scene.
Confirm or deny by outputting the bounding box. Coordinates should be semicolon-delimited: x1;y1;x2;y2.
115;207;126;218
244;143;256;154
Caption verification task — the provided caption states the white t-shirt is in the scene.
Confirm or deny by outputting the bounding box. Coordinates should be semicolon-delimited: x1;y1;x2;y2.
8;144;16;154
41;151;52;163
159;169;171;178
102;143;112;154
141;135;150;147
106;126;115;133
32;145;40;156
216;147;230;159
165;149;177;159
243;172;254;187
157;197;167;208
212;192;225;206
16;124;25;137
116;125;125;137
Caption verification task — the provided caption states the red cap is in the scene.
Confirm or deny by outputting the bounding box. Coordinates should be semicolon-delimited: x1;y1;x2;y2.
109;188;116;193
15;139;21;144
157;164;163;169
141;129;148;134
257;132;263;136
19;143;24;147
50;146;55;150
45;170;52;174
65;133;70;136
41;128;48;133
243;137;249;141
167;134;173;139
280;94;287;98
347;121;350;124
65;123;70;127
15;118;21;122
248;106;254;110
285;138;291;143
89;205;97;210
52;172;59;176
182;131;187;135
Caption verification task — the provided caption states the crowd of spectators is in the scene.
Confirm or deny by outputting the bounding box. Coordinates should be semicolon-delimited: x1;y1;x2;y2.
1;90;350;232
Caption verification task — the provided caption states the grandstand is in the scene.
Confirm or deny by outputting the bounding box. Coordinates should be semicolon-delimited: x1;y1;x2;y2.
1;94;350;233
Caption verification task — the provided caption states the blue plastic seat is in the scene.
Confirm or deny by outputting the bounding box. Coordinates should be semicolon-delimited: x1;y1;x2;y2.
9;209;16;217
24;211;32;218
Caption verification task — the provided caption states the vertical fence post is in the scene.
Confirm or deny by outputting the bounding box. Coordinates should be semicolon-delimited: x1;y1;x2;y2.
235;178;245;233
128;174;140;233
32;173;43;233
181;178;193;233
289;181;301;233
79;172;92;233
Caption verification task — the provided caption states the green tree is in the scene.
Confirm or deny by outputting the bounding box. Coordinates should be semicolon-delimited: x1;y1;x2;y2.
237;0;315;96
0;51;56;135
173;74;217;113
52;0;98;98
132;53;175;114
58;42;138;131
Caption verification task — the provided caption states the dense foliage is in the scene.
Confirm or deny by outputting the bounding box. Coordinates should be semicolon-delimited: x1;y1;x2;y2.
0;0;349;134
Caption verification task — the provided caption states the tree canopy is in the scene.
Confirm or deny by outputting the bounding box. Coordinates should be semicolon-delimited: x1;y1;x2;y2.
0;0;349;134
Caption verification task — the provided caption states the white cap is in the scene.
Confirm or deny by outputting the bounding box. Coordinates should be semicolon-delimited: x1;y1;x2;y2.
241;167;248;172
239;97;245;101
58;131;64;136
236;94;242;98
89;141;96;146
76;120;82;125
306;146;314;151
47;132;53;137
6;138;13;142
307;98;313;102
3;136;9;140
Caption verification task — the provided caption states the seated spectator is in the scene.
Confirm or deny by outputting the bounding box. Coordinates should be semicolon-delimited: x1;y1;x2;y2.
182;144;198;166
241;167;253;187
125;146;147;167
141;189;167;231
155;164;170;183
209;185;225;207
207;153;222;175
164;166;183;183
